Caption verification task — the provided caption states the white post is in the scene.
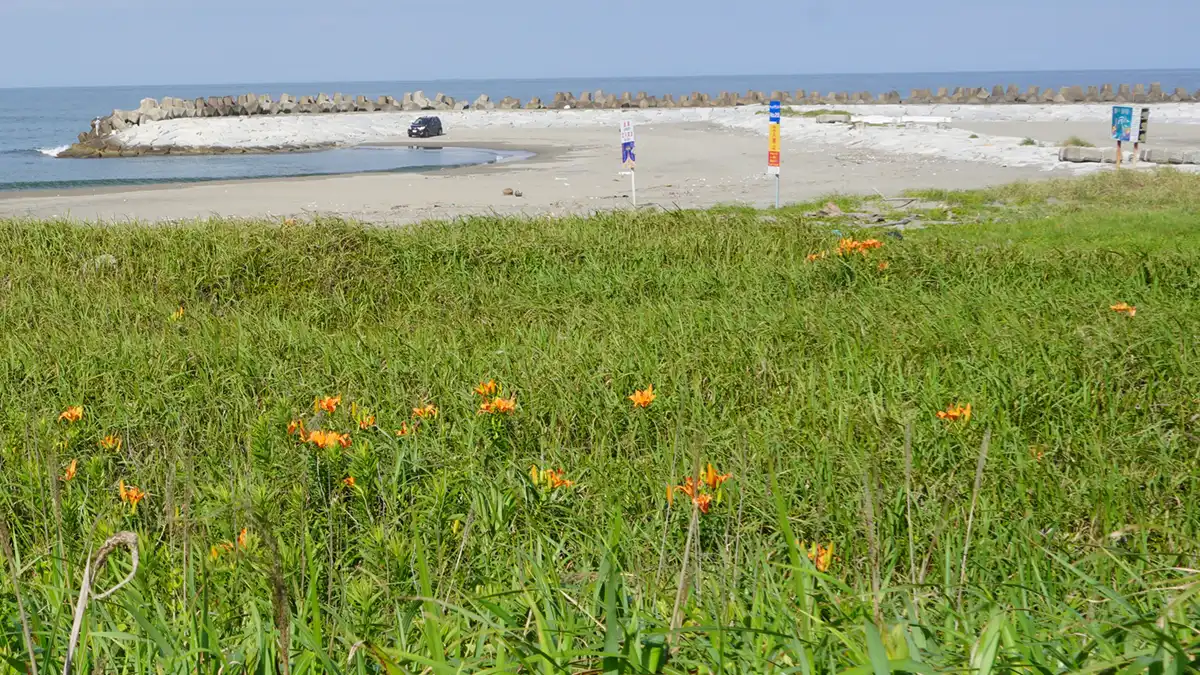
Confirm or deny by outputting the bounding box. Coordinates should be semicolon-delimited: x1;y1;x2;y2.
631;170;637;208
775;174;780;209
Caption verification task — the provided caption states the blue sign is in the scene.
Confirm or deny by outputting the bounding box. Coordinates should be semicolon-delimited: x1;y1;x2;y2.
769;100;781;124
1111;106;1134;142
621;140;636;168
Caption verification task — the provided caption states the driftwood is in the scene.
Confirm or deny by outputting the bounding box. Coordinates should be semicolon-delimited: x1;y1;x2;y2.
63;532;140;675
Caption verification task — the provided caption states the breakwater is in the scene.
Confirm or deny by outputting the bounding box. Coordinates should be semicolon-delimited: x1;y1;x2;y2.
62;82;1200;158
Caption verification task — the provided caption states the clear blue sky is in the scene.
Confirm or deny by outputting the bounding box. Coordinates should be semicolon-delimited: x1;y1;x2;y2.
2;0;1196;88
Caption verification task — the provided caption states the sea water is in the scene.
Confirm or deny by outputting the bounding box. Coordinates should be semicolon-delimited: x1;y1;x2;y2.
2;69;1198;191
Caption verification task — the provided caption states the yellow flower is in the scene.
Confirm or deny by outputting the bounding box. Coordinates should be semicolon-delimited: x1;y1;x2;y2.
58;406;83;423
61;459;78;482
170;306;185;321
629;385;656;408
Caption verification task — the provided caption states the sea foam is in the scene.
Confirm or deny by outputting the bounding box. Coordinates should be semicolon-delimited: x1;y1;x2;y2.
38;145;70;157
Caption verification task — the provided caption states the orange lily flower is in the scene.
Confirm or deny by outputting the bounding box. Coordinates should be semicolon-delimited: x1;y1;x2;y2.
666;483;674;507
358;415;375;430
936;403;972;422
118;480;147;511
802;541;834;572
693;493;713;514
287;419;304;436
806;251;828;262
479;397;516;415
342;476;356;488
171;306;185;321
474;380;498;397
701;463;731;491
396;422;412;436
877;261;890;271
1110;302;1136;317
100;434;122;451
306;430;351;450
237;527;248;548
836;238;884;257
413;404;438;419
629;385;656;408
530;466;574;490
62;459;78;482
58;406;83;423
315;395;342;413
210;542;234;560
675;476;699;500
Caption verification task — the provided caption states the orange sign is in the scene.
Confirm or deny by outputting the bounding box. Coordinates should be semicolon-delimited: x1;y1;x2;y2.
767;122;781;175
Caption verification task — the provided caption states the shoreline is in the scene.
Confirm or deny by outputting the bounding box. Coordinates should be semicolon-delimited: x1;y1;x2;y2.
0;142;553;200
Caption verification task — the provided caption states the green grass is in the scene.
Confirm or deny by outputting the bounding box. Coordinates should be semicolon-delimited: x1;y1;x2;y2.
1020;137;1038;146
1;170;1199;674
1061;135;1095;148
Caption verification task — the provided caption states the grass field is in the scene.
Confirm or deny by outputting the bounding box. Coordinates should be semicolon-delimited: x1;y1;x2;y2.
1;170;1198;674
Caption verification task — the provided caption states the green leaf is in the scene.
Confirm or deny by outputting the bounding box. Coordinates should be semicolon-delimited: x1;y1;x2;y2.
864;622;891;675
969;613;1005;675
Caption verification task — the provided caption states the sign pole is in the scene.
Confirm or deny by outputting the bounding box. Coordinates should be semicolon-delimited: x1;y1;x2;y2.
767;100;782;208
1133;107;1150;165
620;119;637;208
1116;140;1122;169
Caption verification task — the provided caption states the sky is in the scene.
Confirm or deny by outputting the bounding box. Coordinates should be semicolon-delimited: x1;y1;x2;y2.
1;0;1197;88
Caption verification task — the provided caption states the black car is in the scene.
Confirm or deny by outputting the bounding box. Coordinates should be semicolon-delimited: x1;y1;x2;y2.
408;116;443;138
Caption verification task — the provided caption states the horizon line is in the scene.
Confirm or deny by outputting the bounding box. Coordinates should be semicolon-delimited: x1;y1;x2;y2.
2;67;1198;91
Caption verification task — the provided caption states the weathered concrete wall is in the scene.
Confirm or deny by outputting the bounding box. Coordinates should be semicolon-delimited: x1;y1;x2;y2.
1058;146;1200;165
61;82;1200;157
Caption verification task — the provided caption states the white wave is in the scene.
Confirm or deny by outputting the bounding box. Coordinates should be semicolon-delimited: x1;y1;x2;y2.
38;145;70;157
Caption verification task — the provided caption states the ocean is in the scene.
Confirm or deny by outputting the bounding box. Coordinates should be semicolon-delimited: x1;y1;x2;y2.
3;69;1198;192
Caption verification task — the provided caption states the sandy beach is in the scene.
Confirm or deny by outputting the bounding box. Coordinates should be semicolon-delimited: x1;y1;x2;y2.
3;104;1199;224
